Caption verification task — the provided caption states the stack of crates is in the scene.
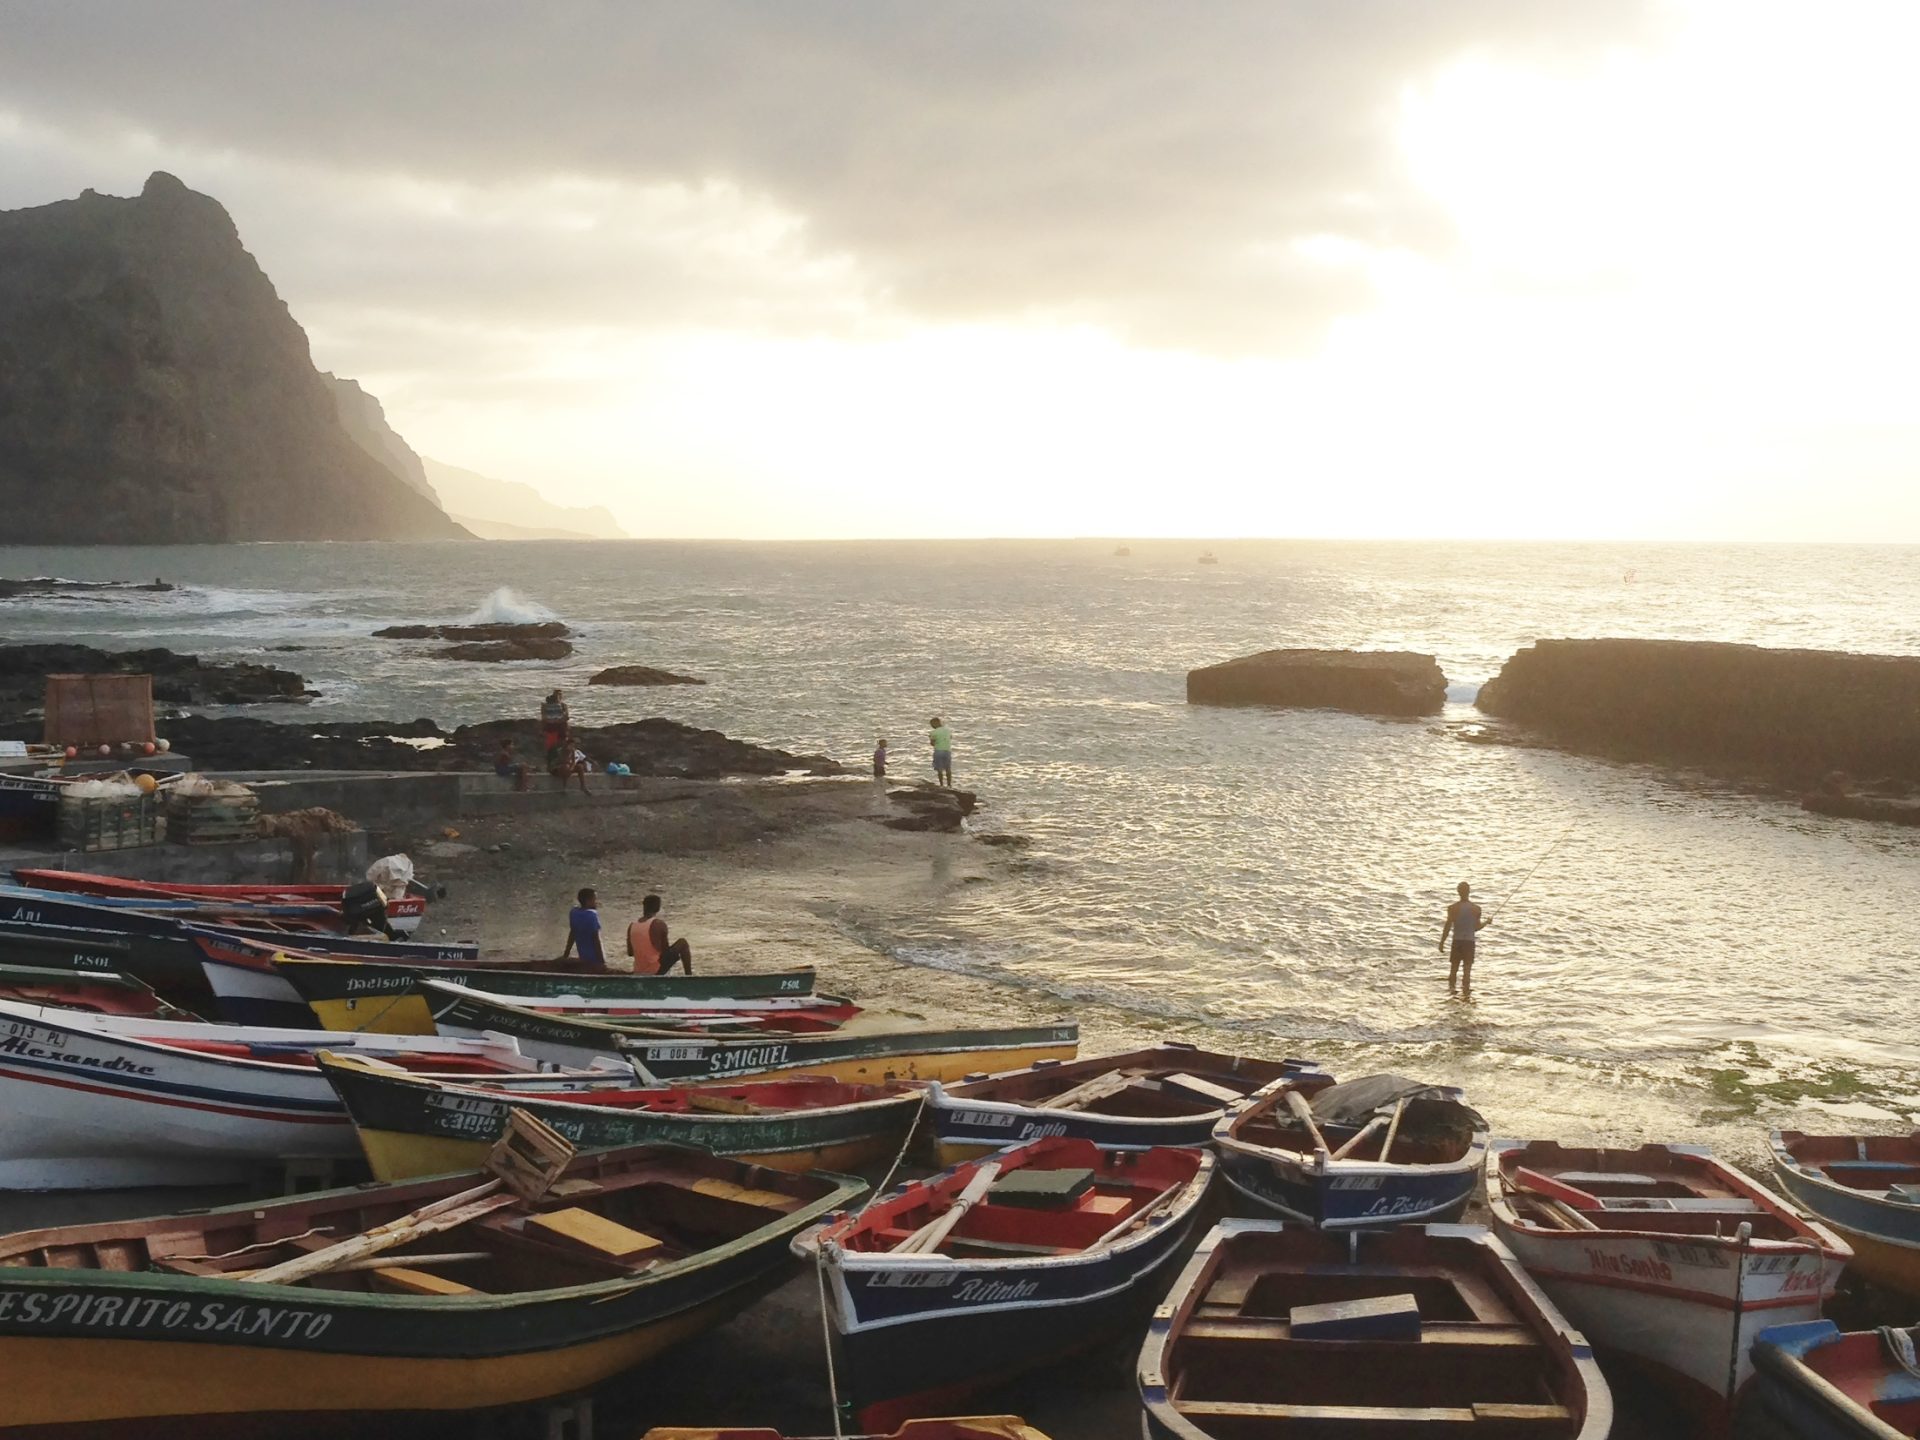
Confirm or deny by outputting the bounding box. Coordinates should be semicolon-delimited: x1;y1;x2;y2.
167;787;261;845
58;791;164;852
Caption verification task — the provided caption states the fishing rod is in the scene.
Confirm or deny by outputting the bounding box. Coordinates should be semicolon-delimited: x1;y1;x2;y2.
1483;810;1583;925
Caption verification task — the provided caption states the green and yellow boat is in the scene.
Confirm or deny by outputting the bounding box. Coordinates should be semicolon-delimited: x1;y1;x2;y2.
275;953;819;1034
0;1140;862;1433
319;1051;925;1182
423;979;1080;1082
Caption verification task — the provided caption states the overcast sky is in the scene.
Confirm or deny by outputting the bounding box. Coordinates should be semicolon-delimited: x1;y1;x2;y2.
4;1;1918;539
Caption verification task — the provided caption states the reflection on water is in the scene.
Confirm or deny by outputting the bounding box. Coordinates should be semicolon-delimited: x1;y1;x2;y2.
5;538;1918;1121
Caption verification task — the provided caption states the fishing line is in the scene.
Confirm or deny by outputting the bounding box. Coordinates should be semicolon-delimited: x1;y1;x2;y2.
1483;810;1583;925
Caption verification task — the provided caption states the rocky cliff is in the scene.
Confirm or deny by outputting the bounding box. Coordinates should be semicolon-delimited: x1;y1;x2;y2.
423;457;629;540
0;173;467;542
1187;648;1447;716
1476;638;1920;782
324;374;439;505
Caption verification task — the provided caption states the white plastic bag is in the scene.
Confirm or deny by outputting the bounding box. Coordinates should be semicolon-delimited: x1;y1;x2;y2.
366;854;416;900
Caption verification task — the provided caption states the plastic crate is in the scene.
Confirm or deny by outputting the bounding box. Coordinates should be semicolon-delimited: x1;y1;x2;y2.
57;793;164;853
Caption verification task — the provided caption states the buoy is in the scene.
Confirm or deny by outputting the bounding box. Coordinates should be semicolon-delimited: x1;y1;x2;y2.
64;746;77;760
143;742;156;755
97;744;112;758
155;738;172;753
134;774;158;795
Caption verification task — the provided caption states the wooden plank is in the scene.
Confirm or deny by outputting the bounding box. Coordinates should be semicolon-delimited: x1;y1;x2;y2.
1511;1167;1602;1210
1081;1194;1132;1219
1181;1318;1538;1348
1474;1404;1575;1421
526;1207;663;1263
1289;1293;1420;1341
690;1177;797;1210
1177;1401;1476;1421
370;1266;479;1296
485;1107;576;1203
1046;1070;1139;1111
1159;1072;1247;1107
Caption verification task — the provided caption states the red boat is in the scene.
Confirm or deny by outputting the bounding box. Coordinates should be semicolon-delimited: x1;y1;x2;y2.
0;962;197;1019
12;867;428;930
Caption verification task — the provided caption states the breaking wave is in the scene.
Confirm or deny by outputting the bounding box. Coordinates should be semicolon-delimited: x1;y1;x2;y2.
462;587;558;625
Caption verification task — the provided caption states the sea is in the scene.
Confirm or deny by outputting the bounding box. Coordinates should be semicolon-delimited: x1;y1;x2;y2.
5;538;1919;1144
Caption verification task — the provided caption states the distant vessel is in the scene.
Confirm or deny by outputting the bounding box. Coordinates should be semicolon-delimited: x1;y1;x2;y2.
1197;551;1219;565
1113;545;1132;557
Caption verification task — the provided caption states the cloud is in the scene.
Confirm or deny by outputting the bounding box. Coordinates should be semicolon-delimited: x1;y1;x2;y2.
0;0;1658;354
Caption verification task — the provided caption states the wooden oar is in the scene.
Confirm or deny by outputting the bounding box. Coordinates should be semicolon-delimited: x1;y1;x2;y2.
242;1180;515;1286
1377;1098;1408;1164
1330;1113;1389;1161
1284;1088;1331;1154
895;1162;1001;1254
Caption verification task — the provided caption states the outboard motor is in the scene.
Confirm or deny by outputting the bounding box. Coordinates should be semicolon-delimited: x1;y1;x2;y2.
341;879;398;939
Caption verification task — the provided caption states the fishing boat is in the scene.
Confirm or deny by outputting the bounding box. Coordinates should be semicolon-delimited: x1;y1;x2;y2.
642;1427;1046;1440
0;962;196;1019
0;918;145;976
1741;1319;1920;1439
1138;1219;1612;1439
1770;1129;1920;1299
0;998;606;1188
0;771;62;839
1197;551;1219;565
1485;1137;1850;1431
924;1044;1331;1164
276;951;818;1034
425;979;1080;1081
1213;1073;1487;1229
0;889;478;1002
0;1139;862;1432
13;866;429;932
796;1135;1214;1431
318;1050;924;1181
0;880;360;928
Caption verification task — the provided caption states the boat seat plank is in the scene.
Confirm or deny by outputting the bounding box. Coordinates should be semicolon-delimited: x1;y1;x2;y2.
1554;1171;1660;1187
526;1208;664;1263
370;1266;479;1296
689;1178;797;1210
1822;1160;1920;1174
1474;1405;1574;1421
944;1237;1075;1257
1159;1073;1248;1107
1045;1071;1144;1111
1181;1317;1539;1348
1596;1196;1760;1213
1175;1400;1573;1424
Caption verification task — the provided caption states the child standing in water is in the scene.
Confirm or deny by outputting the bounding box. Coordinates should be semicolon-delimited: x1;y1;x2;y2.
873;735;888;779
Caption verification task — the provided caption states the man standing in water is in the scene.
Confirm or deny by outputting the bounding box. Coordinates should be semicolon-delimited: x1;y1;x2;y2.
929;716;954;787
1439;882;1488;1000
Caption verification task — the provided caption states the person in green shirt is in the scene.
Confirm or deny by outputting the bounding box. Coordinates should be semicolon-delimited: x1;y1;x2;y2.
928;717;954;787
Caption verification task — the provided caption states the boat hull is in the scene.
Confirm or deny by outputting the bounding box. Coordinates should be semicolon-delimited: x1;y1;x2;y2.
320;1055;922;1182
1214;1142;1477;1229
1771;1140;1920;1299
0;1156;859;1430
280;955;817;1034
1740;1319;1920;1440
428;984;1078;1081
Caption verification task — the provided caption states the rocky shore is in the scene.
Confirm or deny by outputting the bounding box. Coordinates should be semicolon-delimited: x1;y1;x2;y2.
0;642;309;709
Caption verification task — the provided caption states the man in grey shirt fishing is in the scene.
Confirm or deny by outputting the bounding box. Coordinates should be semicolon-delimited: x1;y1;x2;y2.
1439;882;1488;1001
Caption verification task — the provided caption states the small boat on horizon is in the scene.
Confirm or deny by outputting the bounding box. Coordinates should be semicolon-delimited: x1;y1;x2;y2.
318;1050;924;1182
1486;1137;1850;1433
796;1135;1215;1431
0;1137;863;1432
1213;1072;1487;1229
1138;1218;1612;1440
1114;545;1132;557
1770;1128;1920;1300
1741;1318;1920;1439
1197;551;1219;564
924;1043;1331;1164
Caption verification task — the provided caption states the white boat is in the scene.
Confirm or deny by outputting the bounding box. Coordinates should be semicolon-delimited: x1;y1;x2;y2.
1486;1138;1850;1432
0;998;605;1189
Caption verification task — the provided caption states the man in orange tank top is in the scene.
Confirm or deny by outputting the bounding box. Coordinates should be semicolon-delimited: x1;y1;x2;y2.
626;893;693;975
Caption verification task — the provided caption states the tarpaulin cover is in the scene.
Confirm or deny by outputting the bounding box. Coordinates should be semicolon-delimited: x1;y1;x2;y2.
1308;1073;1471;1125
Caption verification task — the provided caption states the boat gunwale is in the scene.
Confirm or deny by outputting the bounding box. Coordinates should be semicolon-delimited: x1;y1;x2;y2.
1212;1078;1489;1182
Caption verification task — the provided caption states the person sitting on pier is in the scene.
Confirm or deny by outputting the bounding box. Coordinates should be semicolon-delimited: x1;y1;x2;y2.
627;893;693;975
556;886;606;970
494;739;530;791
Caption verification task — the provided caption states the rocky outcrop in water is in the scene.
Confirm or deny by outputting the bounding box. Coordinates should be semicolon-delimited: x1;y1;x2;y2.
0;643;309;710
0;173;467;543
1477;638;1920;782
0;577;175;599
880;782;979;831
374;622;571;642
454;719;838;778
590;665;706;687
1187;648;1446;716
436;638;574;662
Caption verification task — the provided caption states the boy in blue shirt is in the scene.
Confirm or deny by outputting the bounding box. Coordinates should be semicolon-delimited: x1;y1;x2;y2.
557;886;606;969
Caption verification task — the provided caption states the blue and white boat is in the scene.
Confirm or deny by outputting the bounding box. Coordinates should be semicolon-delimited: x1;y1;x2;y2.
1742;1320;1920;1439
1213;1072;1487;1229
1771;1129;1920;1301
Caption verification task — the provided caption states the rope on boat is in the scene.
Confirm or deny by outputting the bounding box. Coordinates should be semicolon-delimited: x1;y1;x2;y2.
1882;1325;1920;1379
814;1248;848;1440
855;1091;927;1219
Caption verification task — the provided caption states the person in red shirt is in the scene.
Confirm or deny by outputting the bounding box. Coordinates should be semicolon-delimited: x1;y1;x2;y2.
626;893;693;975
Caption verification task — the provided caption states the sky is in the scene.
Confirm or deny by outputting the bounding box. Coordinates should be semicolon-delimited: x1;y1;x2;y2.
3;1;1919;541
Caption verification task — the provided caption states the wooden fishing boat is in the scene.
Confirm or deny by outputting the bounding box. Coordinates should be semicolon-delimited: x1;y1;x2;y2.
925;1045;1331;1164
0;919;147;977
13;866;429;932
0;880;355;929
1138;1219;1612;1439
0;890;478;1003
796;1135;1215;1432
0;1139;863;1433
318;1050;924;1181
0;962;196;1019
0;998;604;1189
414;977;857;1031
425;979;1080;1082
1486;1138;1849;1431
0;771;63;840
1214;1073;1487;1229
1771;1129;1920;1299
1741;1320;1920;1439
643;1427;1046;1440
275;951;818;1034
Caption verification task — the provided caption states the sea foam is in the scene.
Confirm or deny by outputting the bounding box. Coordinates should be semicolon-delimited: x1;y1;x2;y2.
462;586;558;625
